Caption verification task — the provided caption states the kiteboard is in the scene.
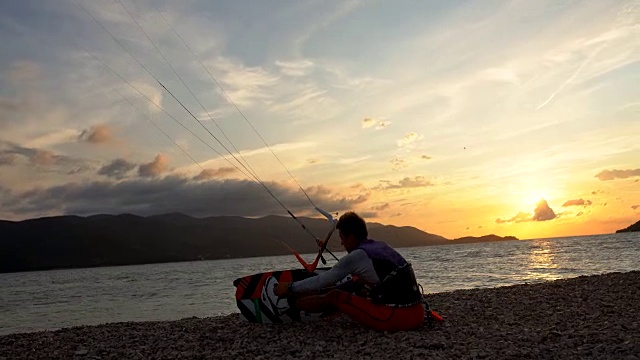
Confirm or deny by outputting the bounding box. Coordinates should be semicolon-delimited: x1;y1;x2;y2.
233;267;332;323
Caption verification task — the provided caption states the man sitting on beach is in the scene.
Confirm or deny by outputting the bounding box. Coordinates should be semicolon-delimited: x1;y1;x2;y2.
274;211;426;331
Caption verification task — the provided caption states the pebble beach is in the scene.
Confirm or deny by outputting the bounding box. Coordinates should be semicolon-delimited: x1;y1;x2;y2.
1;271;638;360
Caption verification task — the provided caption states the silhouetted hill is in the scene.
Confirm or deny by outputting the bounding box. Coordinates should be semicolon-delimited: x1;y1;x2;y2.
616;220;640;233
0;213;517;273
452;234;519;244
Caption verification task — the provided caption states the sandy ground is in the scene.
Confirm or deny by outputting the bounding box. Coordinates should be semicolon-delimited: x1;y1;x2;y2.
1;271;639;359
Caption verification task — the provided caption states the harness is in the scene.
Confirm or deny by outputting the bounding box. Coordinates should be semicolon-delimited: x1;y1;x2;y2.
368;262;423;307
356;239;423;307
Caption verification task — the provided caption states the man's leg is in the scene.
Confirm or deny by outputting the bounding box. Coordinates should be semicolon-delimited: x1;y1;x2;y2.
293;293;335;313
323;289;425;331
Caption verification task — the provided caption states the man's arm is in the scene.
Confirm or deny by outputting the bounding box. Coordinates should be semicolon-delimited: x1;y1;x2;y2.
292;249;377;293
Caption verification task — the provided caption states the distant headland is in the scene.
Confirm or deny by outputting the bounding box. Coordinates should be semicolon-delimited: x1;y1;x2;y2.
0;213;519;273
616;219;640;233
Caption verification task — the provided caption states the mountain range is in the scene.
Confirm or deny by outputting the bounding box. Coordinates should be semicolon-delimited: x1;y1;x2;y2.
0;213;518;273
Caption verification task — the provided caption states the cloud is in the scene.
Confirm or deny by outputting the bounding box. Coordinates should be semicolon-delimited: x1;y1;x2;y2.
358;211;378;219
98;159;136;179
0;154;16;166
632;205;640;210
532;199;557;221
397;132;423;147
138;154;169;177
377;176;435;190
479;67;520;84
306;184;370;209
420;155;432;160
496;199;557;223
193;167;237;181
211;57;279;106
79;124;112;144
0;176;368;219
25;129;81;148
0;142;91;170
275;59;315;77
496;211;531;224
31;150;56;166
372;203;389;211
390;156;406;171
361;118;391;130
595;169;640;181
562;199;592;207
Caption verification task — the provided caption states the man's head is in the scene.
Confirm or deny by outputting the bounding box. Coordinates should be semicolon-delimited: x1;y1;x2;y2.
336;211;368;252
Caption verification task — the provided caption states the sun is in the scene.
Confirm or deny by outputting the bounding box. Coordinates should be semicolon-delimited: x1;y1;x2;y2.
525;191;549;207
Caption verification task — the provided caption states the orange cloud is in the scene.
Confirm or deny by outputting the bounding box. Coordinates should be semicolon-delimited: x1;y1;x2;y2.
378;176;435;189
31;150;55;166
497;199;557;223
562;199;592;207
595;169;640;181
496;211;532;224
532;199;557;221
138;154;169;177
79;124;112;144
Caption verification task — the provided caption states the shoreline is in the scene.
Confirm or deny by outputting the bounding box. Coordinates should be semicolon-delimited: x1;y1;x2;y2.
1;271;638;359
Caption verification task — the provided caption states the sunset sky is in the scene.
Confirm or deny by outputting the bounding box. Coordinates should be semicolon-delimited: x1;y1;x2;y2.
0;0;638;240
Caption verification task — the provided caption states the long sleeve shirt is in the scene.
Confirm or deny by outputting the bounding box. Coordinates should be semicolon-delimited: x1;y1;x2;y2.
291;249;380;293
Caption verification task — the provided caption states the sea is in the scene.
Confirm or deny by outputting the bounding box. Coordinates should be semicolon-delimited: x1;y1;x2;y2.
1;232;638;336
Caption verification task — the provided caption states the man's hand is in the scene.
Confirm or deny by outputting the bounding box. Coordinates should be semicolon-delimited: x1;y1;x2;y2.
274;282;291;297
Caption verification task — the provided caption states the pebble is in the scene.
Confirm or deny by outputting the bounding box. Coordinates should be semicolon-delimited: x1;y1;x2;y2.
0;271;639;359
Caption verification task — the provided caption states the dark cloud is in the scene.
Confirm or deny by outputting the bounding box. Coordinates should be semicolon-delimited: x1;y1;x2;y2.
377;176;435;189
532;199;557;221
0;142;62;166
632;205;640;210
98;159;137;179
562;199;592;207
420;155;432;160
79;124;112;144
2;176;365;219
372;203;389;211
193;167;237;181
591;190;605;195
0;154;16;166
305;184;369;208
595;169;640;181
138;154;169;177
496;199;557;224
359;211;378;218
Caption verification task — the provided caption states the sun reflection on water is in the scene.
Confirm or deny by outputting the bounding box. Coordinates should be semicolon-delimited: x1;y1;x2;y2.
527;239;562;281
